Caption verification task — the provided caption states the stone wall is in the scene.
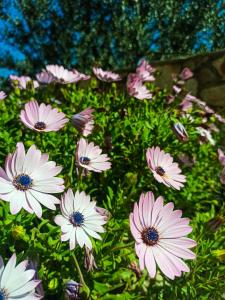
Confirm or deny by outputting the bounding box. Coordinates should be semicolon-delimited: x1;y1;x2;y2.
152;50;225;107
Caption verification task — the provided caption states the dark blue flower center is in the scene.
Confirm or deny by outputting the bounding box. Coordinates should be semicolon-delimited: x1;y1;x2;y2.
156;166;165;176
142;227;159;246
13;174;33;191
80;156;90;165
34;121;46;130
71;212;84;226
0;289;6;300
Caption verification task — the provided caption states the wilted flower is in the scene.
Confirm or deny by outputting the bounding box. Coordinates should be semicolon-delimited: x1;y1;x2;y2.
20;100;68;132
208;123;219;133
172;122;189;142
178;153;195;167
95;206;111;221
214;113;225;124
36;70;55;84
84;246;97;272
167;94;175;104
104;135;113;152
46;65;81;84
0;253;43;299
27;260;45;298
0;91;7;100
65;280;81;300
71;108;95;136
185;94;215;114
179;67;193;81
136;59;155;82
10;75;39;89
76;138;111;173
129;261;141;279
146;146;186;190
130;192;196;279
0;142;64;217
127;73;152;100
218;149;225;167
93;67;122;82
196;127;215;145
173;85;182;94
55;189;107;250
220;168;225;185
207;216;224;232
72;69;90;81
180;97;193;112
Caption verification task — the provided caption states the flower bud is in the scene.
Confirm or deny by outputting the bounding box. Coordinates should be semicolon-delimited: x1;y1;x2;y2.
129;261;141;279
11;225;26;240
207;216;224;232
95;206;111;221
84;247;97;272
179;67;193;81
172;123;189;142
65;280;82;300
212;249;225;261
71;108;95;137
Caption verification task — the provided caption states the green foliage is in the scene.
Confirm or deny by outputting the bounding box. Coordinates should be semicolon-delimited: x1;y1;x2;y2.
0;79;225;299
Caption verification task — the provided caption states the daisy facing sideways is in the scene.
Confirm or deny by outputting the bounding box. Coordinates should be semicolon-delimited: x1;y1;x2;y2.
45;65;82;84
20;100;68;132
130;192;196;280
0;142;64;218
0;91;7;100
55;189;107;250
0;253;43;299
146;146;186;190
71;108;95;137
76;138;111;173
93;67;122;82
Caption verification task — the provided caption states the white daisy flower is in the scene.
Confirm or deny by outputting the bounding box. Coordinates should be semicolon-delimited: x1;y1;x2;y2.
0;253;42;299
55;189;107;250
0;142;64;218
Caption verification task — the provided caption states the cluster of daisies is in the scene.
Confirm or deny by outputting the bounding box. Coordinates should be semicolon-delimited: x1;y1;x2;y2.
0;61;224;298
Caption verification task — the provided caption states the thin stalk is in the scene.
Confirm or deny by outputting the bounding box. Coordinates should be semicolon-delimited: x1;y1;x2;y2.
71;252;86;286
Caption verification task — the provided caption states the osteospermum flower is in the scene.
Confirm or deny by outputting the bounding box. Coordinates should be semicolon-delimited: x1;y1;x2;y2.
0;253;42;299
76;138;111;173
93;67;122;82
72;69;91;81
136;59;155;82
55;189;107;250
130;192;196;279
0;142;64;217
220;168;225;185
20;100;68;132
46;65;80;84
146;146;186;190
172;122;189;142
36;70;55;84
196;127;215;145
127;74;152;100
0;91;6;100
218;149;225;167
179;67;193;81
71;108;95;136
10;75;39;89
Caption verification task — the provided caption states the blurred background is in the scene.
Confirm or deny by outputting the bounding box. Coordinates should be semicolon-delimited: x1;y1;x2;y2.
0;0;225;82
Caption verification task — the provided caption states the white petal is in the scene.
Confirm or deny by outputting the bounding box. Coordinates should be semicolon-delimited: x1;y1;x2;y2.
1;253;17;288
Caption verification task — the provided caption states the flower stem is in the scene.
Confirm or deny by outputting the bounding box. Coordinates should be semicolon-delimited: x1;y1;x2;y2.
71;252;85;286
69;155;75;184
71;252;90;298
